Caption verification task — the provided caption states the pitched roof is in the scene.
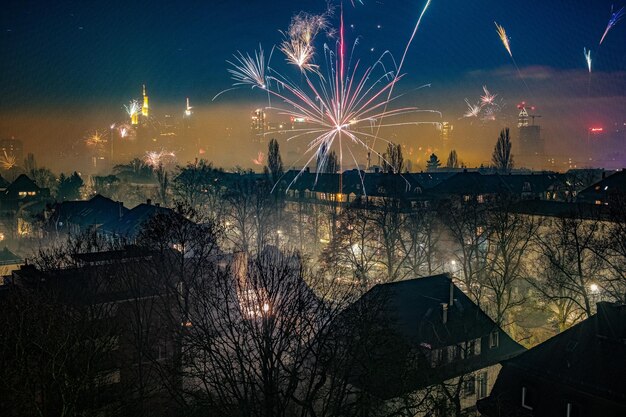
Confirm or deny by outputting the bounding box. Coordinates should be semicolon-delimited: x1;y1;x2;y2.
577;170;626;202
5;174;40;194
0;247;22;265
342;274;524;398
99;203;180;238
0;175;10;189
508;200;608;220
50;194;128;230
430;172;509;195
493;302;626;405
281;170;424;197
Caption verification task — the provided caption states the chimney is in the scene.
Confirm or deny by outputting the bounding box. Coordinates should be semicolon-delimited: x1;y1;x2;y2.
155;203;160;207
441;303;449;324
305;167;310;173
596;302;625;341
602;171;606;179
146;199;152;205
374;167;380;174
449;281;454;307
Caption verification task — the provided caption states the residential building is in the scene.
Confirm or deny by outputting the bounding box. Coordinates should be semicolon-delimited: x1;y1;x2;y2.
478;302;626;417
339;274;525;415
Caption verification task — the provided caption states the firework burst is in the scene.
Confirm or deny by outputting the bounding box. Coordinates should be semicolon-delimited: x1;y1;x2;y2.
495;22;512;57
144;150;176;167
86;131;106;146
480;85;497;106
599;5;625;45
222;4;438;188
252;151;266;166
280;12;329;72
0;151;16;170
125;100;141;124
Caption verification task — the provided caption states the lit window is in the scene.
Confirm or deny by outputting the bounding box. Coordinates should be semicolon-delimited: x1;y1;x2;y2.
489;331;499;348
477;194;485;204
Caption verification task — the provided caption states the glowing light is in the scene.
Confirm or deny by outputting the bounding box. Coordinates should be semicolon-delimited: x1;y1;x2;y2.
599;5;625;45
590;127;604;133
589;283;599;293
495;22;512;57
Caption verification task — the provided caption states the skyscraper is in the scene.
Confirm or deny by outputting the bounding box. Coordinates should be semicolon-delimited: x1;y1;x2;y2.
142;84;149;118
517;103;543;168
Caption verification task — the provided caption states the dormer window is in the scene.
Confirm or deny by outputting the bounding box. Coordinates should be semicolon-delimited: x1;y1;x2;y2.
489;331;499;348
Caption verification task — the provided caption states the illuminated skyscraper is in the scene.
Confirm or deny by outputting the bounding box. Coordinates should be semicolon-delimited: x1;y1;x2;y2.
142;84;149;117
440;122;453;150
517;103;543;168
251;108;266;140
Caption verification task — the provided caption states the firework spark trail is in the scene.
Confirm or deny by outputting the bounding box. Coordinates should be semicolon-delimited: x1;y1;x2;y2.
495;22;512;57
371;0;433;156
463;99;482;118
600;5;625;45
214;46;269;101
584;47;592;73
494;22;532;99
584;47;593;96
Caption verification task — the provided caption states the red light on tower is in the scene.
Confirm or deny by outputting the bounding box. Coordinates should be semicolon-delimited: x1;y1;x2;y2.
590;127;604;133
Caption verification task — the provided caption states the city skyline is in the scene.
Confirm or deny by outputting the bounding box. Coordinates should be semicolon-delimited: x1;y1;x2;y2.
1;0;625;172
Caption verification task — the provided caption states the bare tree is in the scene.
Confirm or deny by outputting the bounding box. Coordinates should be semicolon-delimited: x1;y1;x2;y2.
383;143;404;174
482;199;540;329
400;207;443;278
179;249;357;417
530;207;605;327
320;206;380;290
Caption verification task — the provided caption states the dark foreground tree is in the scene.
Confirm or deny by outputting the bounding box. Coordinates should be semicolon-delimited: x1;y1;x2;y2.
446;150;459;169
492;128;514;173
266;138;283;185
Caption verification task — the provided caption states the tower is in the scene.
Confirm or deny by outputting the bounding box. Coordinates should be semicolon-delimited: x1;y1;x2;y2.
517;102;543;168
142;84;149;117
185;98;192;117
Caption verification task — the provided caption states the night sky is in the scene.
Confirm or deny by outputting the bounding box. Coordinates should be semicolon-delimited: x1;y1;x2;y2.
1;0;625;169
